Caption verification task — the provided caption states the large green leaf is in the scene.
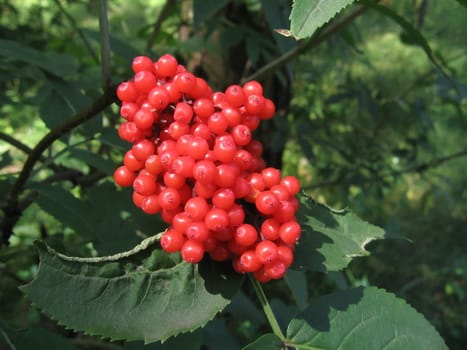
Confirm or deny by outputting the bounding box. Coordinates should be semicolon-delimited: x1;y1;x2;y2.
0;39;78;77
289;0;357;39
286;286;448;349
21;241;242;343
241;333;283;350
293;194;395;272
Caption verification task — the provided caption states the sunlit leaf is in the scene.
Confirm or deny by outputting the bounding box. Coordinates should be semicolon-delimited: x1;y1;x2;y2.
21;241;242;343
293;194;398;272
287;287;448;349
289;0;357;39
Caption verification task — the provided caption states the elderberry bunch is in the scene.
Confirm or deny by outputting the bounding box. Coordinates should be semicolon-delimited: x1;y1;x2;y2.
114;54;301;282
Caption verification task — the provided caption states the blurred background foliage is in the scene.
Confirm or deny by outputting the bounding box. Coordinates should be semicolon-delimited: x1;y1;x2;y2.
0;0;466;349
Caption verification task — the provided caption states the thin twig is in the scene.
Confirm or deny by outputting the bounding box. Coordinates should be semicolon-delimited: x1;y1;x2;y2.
305;148;467;190
241;3;369;83
52;0;100;64
0;132;33;155
98;0;112;90
1;85;117;244
145;0;177;54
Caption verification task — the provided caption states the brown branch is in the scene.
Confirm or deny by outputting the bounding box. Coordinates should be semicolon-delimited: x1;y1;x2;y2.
0;132;33;155
145;0;177;54
241;3;369;84
1;85;117;245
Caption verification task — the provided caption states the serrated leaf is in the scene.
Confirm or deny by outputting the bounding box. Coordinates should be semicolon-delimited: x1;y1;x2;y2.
0;39;78;77
124;329;203;349
241;333;283;350
293;194;395;272
289;0;357;39
21;241;242;343
286;286;448;349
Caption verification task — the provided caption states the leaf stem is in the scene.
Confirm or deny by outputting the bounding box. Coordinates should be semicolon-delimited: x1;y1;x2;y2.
145;0;177;54
98;0;112;90
248;274;286;341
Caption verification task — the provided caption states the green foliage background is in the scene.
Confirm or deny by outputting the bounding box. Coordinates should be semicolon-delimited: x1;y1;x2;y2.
0;0;466;349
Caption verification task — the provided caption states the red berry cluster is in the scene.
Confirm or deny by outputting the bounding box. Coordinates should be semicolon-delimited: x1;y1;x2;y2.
113;54;301;282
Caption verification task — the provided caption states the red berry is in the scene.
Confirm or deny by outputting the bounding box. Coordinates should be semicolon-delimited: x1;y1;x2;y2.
193;98;214;121
261;167;281;188
280;176;301;196
134;70;157;94
264;260;287;279
193;160;217;184
185;221;210;242
132;56;154;73
155;54;178;78
184;197;209;221
123;150;144;172
226;204;245;227
255;240;278;264
158;187;181;210
212;188;236;209
161;228;185;253
174;72;196;93
231;124;252;146
133;174;157;195
261;218;280;240
148;86;170;111
117;81;139;102
255;191;280;215
277;245;294;267
279;221;301;244
141;194;161;214
234;224;258;247
172;212;192;234
222;107;242;127
215;163;239;188
205;208;229;231
239;250;262;272
225;84;246;107
181;239;205;263
163;172;185;189
209;244;231;261
114;166;136;187
213;134;237;163
207;112;228;135
174;102;193;123
243;80;263;96
132;139;156;161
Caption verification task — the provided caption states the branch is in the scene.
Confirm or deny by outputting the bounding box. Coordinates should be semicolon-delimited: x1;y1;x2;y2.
0;132;33;155
241;3;369;83
98;0;112;90
306;148;467;190
145;0;177;54
1;85;117;245
52;0;100;64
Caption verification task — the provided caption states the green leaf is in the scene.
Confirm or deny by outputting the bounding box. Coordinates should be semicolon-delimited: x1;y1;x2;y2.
242;333;283;350
31;184;98;241
0;39;78;77
289;0;357;39
124;329;203;350
69;148;115;175
285;269;309;310
2;325;78;350
21;241;242;343
293;194;394;272
286;286;448;349
360;0;442;70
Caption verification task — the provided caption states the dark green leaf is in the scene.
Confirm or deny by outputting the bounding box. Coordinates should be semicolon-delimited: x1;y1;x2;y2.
289;0;357;39
287;286;448;349
293;194;395;272
361;0;440;69
69;148;116;175
124;329;203;349
202;319;241;350
3;325;78;350
31;184;98;241
241;333;283;350
284;269;308;310
21;242;242;343
193;0;230;28
0;39;78;77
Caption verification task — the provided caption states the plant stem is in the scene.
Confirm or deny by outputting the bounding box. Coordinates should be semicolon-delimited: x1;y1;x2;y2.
248;274;286;341
145;0;177;54
98;0;112;90
241;3;368;84
53;0;100;64
1;85;117;245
